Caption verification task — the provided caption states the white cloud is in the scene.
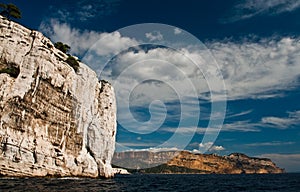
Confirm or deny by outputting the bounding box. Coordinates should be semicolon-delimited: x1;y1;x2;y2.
174;28;182;35
225;110;253;119
209;37;300;100
161;127;205;134
161;110;300;135
116;142;159;148
39;20;300;133
145;31;163;41
161;120;261;134
198;142;213;151
40;20;300;102
209;145;225;152
39;20;138;57
258;154;300;172
223;0;300;23
262;111;300;129
47;0;121;23
222;121;261;132
122;147;179;153
246;141;295;147
193;142;225;153
77;4;95;21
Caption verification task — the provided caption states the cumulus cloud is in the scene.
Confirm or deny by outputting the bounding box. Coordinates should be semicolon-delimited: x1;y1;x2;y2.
262;111;300;129
174;28;182;35
39;20;300;135
258;153;300;172
193;142;225;153
39;20;138;57
41;20;300;102
103;35;300;111
145;31;164;41
222;0;300;23
209;145;226;152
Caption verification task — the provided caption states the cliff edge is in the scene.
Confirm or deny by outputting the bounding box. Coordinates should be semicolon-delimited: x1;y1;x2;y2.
113;151;284;174
0;16;116;178
142;151;284;174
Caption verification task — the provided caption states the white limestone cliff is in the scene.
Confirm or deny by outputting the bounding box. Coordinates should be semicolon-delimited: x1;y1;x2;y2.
0;16;116;178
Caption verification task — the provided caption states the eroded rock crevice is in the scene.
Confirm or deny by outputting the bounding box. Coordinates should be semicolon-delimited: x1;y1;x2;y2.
0;15;116;178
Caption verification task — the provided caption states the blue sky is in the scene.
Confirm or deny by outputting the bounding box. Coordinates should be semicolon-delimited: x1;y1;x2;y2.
8;0;300;172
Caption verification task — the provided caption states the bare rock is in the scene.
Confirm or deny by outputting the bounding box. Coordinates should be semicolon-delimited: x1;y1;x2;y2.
114;150;285;174
0;16;116;178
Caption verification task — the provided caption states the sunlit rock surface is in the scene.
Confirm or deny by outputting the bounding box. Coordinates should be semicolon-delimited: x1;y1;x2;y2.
0;16;116;178
165;151;284;174
114;151;284;174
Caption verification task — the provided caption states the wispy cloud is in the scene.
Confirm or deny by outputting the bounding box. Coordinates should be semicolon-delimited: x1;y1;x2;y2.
209;37;300;100
262;111;300;129
222;110;300;132
120;147;180;153
162;110;300;134
222;0;300;23
161;120;261;134
115;142;161;152
161;127;206;134
245;141;295;147
46;0;121;23
40;20;300;102
222;121;261;132
225;109;253;119
39;21;300;134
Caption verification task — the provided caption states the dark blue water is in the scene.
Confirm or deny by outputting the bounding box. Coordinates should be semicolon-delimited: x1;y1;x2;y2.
0;174;300;192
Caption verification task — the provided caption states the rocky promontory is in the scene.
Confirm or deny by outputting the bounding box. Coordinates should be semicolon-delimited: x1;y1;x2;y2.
113;151;284;174
0;16;116;178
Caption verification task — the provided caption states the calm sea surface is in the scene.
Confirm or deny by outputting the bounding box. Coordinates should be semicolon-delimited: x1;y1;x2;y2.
0;174;299;191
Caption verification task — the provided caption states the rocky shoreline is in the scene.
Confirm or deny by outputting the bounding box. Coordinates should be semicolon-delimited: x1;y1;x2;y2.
113;151;284;174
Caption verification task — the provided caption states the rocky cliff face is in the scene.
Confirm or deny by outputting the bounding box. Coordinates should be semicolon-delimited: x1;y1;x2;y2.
0;16;116;178
114;151;284;174
166;151;284;174
113;150;179;169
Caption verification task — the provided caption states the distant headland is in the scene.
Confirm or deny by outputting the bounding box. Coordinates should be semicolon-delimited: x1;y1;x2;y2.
113;150;284;174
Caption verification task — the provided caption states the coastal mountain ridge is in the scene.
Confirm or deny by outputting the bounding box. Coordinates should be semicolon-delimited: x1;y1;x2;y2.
113;150;284;174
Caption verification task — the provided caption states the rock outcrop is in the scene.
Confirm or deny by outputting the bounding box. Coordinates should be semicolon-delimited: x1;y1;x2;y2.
113;150;179;169
0;16;116;178
165;151;284;174
113;151;284;174
112;168;130;175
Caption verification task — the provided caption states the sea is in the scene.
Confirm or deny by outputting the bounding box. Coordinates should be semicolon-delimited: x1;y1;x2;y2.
0;174;300;192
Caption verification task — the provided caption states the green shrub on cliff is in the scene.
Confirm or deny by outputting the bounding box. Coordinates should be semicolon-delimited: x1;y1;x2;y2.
54;42;70;54
0;3;21;20
54;42;79;73
0;67;20;78
66;56;79;73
